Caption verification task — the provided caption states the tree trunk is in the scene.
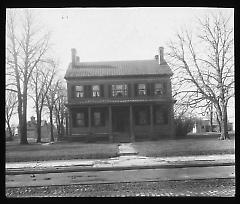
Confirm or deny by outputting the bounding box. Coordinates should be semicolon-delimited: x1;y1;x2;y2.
209;104;213;132
36;112;42;143
216;112;221;132
6;121;13;140
20;89;28;144
49;108;54;142
65;111;68;137
219;105;230;140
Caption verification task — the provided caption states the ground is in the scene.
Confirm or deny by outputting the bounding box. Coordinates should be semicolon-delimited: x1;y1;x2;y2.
6;178;235;197
6;135;235;162
133;137;235;157
6;142;119;162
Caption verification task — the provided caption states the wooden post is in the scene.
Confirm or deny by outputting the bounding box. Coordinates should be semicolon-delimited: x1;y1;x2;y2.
109;105;113;142
150;104;154;139
88;107;91;141
130;104;135;142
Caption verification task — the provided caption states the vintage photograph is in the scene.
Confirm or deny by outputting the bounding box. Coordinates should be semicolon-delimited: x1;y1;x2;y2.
5;7;235;197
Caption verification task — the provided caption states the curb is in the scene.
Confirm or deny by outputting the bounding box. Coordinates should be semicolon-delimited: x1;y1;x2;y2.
6;161;235;175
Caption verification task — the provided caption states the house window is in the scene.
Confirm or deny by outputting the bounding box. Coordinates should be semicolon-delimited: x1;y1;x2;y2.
155;109;168;125
92;85;100;97
112;84;128;97
138;84;147;96
154;83;164;95
76;112;85;127
76;85;84;98
93;112;101;126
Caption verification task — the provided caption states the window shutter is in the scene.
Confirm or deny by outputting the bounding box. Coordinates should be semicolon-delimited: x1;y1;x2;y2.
71;86;75;98
101;111;105;126
108;84;112;97
150;83;154;96
72;112;76;127
163;82;167;95
146;83;150;96
84;85;91;98
134;84;138;96
164;109;168;124
89;85;92;98
100;84;104;97
128;84;131;97
91;111;94;126
85;110;88;127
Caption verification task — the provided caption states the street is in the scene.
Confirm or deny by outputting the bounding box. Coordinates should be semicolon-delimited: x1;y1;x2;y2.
6;178;235;197
6;165;235;197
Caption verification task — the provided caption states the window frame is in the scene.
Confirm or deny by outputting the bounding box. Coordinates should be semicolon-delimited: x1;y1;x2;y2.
92;85;101;97
137;83;147;96
154;83;164;96
155;107;168;125
111;84;128;97
75;85;84;98
75;112;86;127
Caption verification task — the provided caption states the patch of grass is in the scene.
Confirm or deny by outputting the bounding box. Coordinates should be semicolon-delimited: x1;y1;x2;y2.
133;137;235;157
6;142;119;162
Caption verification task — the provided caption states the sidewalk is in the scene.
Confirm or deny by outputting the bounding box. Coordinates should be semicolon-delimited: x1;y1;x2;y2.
6;143;235;175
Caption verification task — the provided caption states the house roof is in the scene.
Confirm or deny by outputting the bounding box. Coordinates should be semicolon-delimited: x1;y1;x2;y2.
64;59;173;79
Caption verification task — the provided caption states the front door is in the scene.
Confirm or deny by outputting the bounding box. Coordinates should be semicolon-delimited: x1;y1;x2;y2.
112;106;130;132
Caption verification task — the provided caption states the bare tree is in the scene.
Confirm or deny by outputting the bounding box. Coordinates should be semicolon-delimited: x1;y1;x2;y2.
29;62;55;143
168;12;234;140
45;78;60;142
5;91;17;140
54;81;67;141
6;9;50;144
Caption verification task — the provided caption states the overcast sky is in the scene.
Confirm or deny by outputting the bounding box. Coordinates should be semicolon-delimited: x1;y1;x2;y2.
7;7;234;127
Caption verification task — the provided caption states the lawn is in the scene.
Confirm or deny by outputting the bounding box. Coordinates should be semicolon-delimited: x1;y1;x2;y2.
6;135;235;162
133;137;235;157
6;141;119;162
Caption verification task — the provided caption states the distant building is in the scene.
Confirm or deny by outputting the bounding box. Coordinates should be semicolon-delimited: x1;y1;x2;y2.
18;116;57;140
192;119;233;133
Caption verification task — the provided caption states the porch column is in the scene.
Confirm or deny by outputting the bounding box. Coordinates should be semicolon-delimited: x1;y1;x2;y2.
150;104;154;139
130;104;135;142
108;105;113;142
88;107;91;137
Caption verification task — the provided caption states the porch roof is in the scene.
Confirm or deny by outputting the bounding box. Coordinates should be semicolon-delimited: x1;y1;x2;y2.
65;97;176;106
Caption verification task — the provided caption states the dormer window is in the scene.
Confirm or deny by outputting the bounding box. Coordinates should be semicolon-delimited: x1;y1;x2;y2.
92;85;100;97
112;84;128;97
76;85;84;98
138;84;147;96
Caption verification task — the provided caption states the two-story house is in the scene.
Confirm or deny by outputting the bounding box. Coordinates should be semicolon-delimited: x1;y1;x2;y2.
64;47;176;142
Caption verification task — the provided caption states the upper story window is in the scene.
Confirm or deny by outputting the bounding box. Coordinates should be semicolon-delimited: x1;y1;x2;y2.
92;85;100;97
137;84;147;96
112;84;128;97
154;83;164;96
76;85;84;98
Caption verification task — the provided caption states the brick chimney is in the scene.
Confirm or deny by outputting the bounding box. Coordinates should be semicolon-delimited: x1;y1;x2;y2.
158;47;166;65
71;48;77;66
76;56;80;64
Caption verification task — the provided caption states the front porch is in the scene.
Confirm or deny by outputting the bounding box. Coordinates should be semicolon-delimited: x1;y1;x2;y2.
66;103;175;142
